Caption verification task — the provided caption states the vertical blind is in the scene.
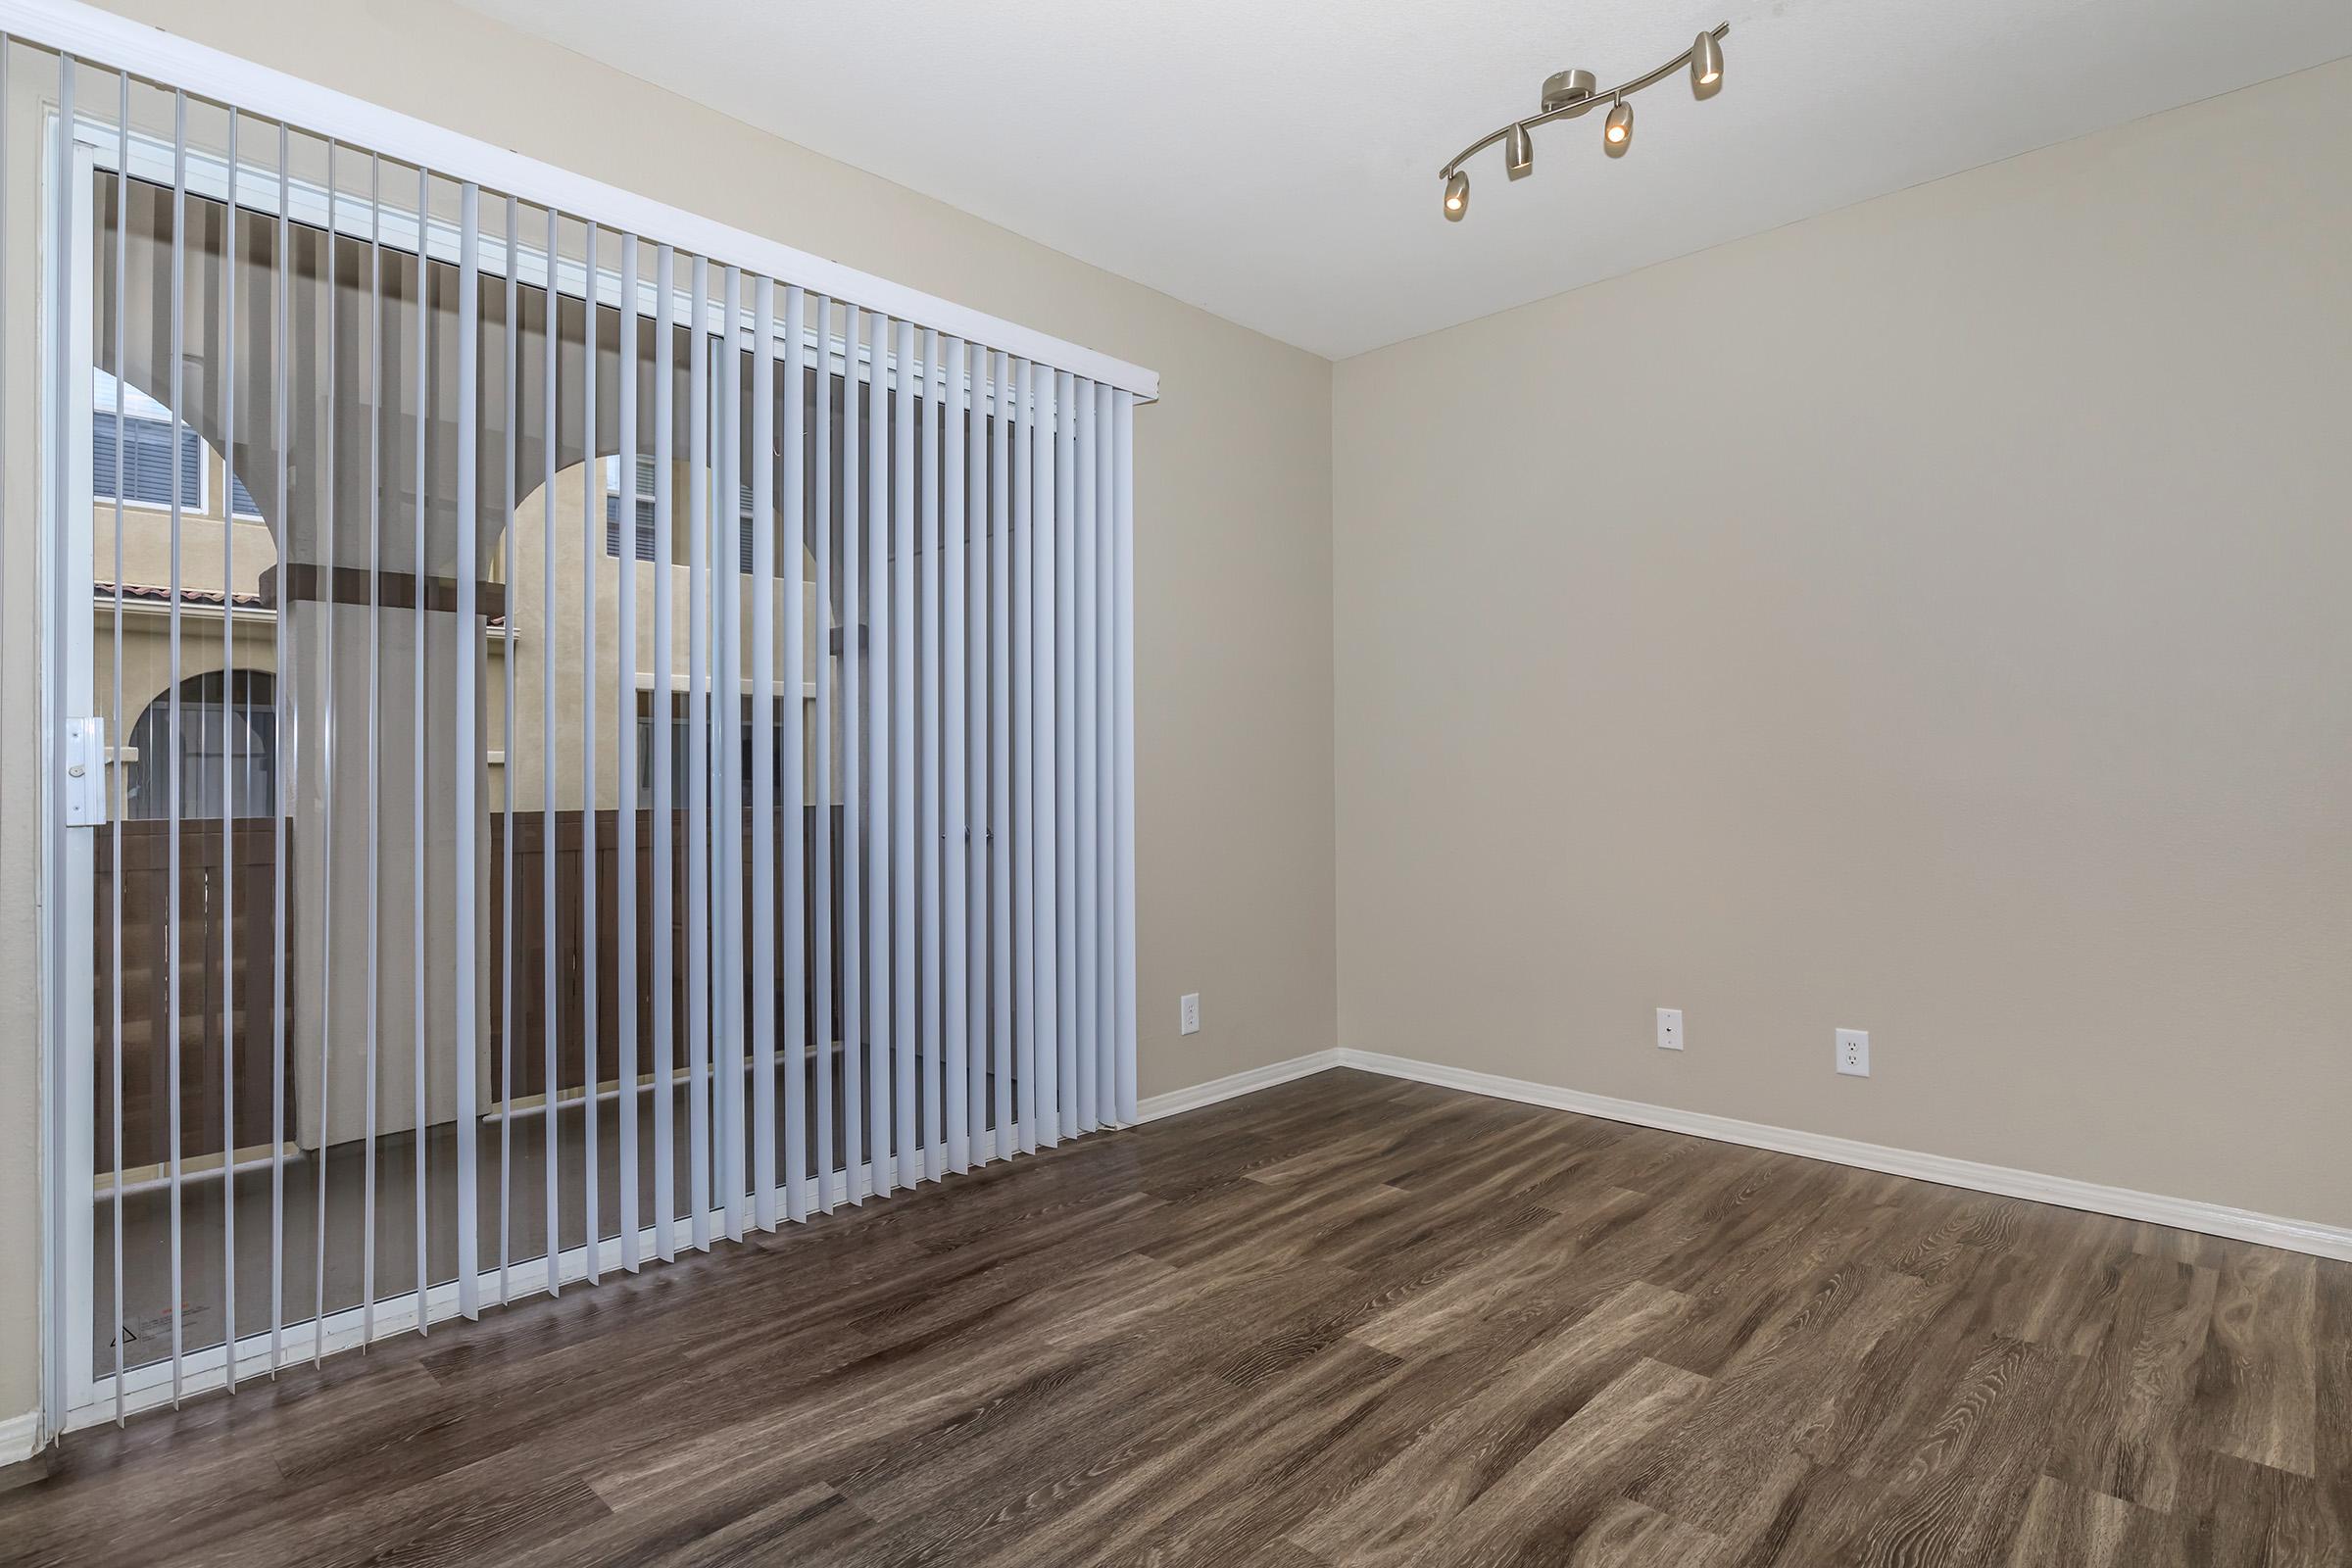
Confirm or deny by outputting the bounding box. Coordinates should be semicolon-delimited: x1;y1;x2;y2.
7;7;1146;1429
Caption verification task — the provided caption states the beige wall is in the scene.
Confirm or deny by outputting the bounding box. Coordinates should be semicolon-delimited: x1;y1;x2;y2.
0;0;1337;1423
1;41;56;1430
1335;60;2352;1231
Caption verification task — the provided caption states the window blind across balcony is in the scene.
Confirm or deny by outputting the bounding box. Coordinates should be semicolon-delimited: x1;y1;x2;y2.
8;0;1149;1434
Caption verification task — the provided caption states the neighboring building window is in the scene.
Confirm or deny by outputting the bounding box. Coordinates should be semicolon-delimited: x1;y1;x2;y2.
605;454;759;574
93;369;266;518
125;669;279;821
605;454;659;564
93;371;203;511
633;690;789;808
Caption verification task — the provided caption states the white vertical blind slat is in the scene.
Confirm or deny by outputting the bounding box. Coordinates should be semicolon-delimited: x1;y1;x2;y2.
1054;370;1079;1142
866;310;893;1199
412;165;434;1328
109;69;132;1419
942;336;969;1175
616;233;643;1271
1073;377;1097;1136
810;295;838;1212
750;277;779;1231
306;125;336;1370
1095;381;1119;1128
893;318;918;1189
539;202;562;1294
1031;368;1060;1147
1010;359;1036;1156
217;106;241;1383
918;326;943;1183
571;215;597;1278
268;115;290;1378
498;194;519;1300
360;153;383;1344
962;340;989;1163
651;245;680;1260
718;265;747;1245
686;256;713;1250
990;352;1014;1151
781;284;809;1222
1114;391;1140;1125
578;220;602;1284
839;304;866;1202
455;179;483;1317
166;77;186;1403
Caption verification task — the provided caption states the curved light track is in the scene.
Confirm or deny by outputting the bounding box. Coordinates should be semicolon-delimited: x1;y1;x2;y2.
1442;24;1729;220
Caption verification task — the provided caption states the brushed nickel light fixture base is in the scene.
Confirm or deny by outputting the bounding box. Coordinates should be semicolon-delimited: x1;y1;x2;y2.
1444;24;1729;222
1541;68;1598;114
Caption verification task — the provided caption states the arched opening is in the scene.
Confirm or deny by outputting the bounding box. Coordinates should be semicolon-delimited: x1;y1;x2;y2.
123;670;278;821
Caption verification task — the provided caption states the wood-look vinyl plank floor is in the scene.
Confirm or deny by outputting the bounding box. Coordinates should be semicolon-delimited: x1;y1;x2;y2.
2;1067;2345;1567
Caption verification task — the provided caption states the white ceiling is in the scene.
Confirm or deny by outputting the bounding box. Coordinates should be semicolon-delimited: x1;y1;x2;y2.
460;0;2352;361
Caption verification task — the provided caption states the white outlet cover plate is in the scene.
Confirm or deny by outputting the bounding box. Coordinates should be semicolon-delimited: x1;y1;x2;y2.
1180;994;1200;1036
1656;1008;1683;1051
1836;1028;1870;1077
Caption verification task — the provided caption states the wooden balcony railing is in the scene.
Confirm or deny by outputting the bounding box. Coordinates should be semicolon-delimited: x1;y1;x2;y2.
92;808;853;1173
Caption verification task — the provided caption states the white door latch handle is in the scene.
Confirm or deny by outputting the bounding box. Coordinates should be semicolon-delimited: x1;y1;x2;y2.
62;716;108;827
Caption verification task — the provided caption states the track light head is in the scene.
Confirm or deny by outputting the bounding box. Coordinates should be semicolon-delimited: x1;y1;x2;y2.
1504;123;1534;180
1444;170;1469;220
1691;30;1724;97
1604;98;1633;155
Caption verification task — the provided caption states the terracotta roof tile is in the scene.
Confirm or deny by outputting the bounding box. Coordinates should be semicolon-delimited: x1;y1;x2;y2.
94;579;509;628
94;580;268;610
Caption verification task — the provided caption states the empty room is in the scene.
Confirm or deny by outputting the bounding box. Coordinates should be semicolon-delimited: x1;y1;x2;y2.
0;0;2346;1562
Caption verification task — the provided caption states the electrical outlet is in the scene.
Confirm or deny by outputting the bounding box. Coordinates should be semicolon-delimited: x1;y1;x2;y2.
1179;994;1200;1035
1836;1028;1870;1077
1656;1007;1683;1051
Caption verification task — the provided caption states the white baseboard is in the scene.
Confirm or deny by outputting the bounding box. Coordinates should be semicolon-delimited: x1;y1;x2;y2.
1137;1049;1342;1124
0;1407;39;1468
1335;1049;2352;1264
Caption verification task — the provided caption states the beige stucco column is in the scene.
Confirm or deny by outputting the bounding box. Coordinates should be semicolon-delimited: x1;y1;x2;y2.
284;593;490;1150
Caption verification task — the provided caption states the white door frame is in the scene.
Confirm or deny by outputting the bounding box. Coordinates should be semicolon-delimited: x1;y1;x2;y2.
39;119;100;1443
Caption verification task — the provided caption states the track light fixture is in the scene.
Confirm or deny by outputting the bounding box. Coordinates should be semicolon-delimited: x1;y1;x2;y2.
1442;23;1727;220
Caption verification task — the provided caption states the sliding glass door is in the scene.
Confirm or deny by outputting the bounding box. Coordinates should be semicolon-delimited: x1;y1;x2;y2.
10;23;1141;1435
